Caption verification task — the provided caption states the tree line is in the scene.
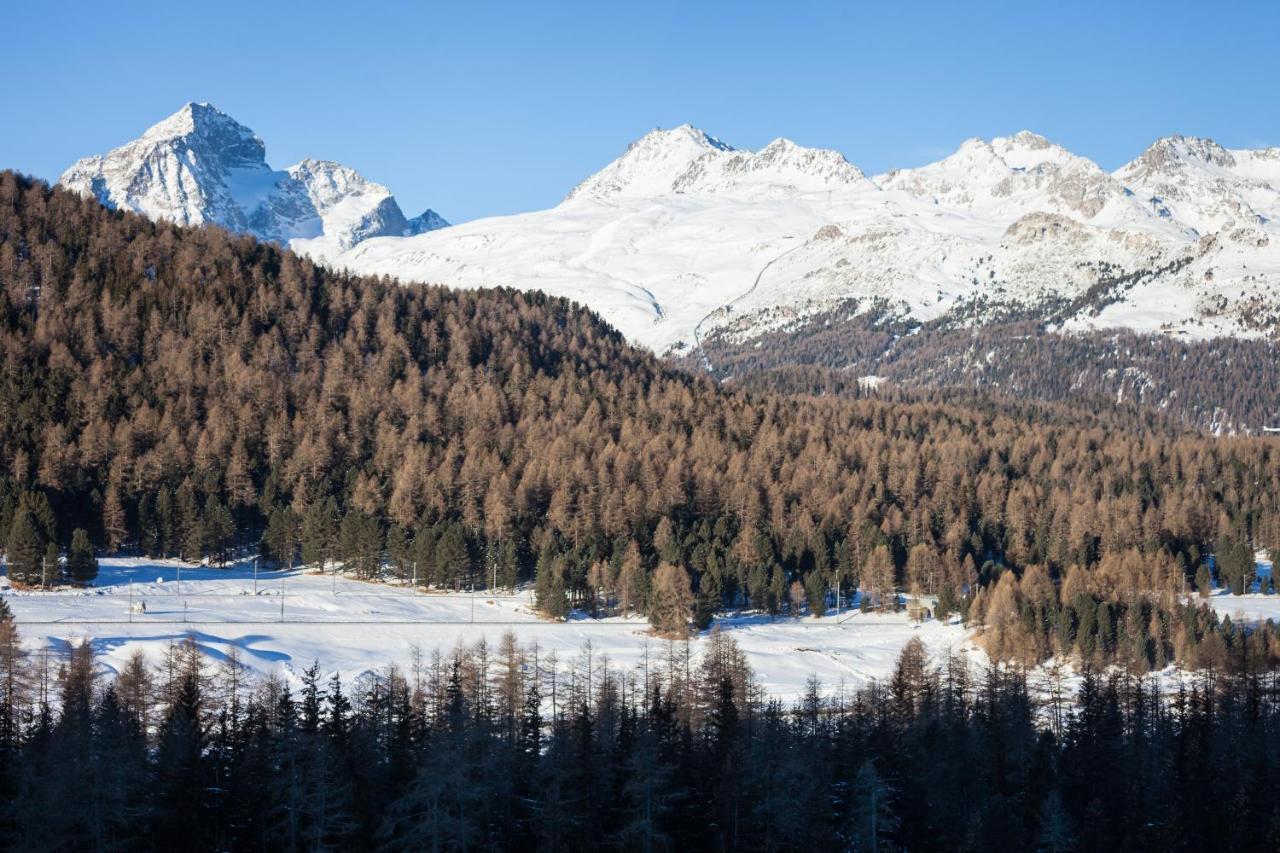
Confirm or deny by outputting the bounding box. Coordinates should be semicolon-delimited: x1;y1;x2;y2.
1;605;1279;850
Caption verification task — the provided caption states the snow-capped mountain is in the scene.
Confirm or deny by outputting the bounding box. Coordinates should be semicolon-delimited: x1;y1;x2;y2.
61;110;1280;354
59;103;448;259
564;124;734;201
333;125;1280;352
1115;135;1280;235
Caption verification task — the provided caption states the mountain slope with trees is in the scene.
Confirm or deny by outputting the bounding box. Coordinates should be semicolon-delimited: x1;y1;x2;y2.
2;172;1279;669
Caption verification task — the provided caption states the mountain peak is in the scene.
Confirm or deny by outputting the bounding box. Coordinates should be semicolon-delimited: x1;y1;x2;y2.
671;136;869;196
994;130;1055;155
137;102;266;168
651;124;733;153
59;102;446;254
1131;135;1237;172
565;124;736;201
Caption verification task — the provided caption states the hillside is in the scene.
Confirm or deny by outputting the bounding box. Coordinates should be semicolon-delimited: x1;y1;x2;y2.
3;173;1280;672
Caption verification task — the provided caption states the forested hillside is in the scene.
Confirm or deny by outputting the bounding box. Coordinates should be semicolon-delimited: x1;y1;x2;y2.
695;302;1280;434
2;173;1280;670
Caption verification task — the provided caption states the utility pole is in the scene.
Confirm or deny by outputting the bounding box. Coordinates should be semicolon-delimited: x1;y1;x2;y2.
471;581;475;623
253;556;258;596
177;563;182;597
280;573;285;622
129;580;133;623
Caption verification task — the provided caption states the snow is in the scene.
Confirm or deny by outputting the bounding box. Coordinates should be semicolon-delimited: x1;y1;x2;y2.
59;107;1280;355
1;558;971;701
58;103;446;259
334;125;1280;353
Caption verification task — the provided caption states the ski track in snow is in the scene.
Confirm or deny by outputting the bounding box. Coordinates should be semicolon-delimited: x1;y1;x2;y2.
693;238;805;372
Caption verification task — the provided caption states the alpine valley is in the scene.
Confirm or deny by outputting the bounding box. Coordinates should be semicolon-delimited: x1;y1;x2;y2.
61;104;1280;431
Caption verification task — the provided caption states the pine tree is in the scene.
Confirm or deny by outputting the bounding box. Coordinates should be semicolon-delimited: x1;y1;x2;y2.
301;497;337;572
434;524;469;589
203;497;235;566
262;505;299;568
5;507;44;586
385;524;410;579
848;760;897;851
862;545;896;611
176;483;203;562
155;489;177;557
67;528;97;584
536;555;569;620
154;668;207;846
1037;790;1075;852
102;484;127;553
805;570;828;618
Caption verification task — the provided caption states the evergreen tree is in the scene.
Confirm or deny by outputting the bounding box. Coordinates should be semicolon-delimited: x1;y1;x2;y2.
203;496;235;566
153;668;207;847
848;760;897;851
5;507;44;586
66;528;97;584
536;554;569;620
434;524;469;589
301;497;337;572
262;505;299;568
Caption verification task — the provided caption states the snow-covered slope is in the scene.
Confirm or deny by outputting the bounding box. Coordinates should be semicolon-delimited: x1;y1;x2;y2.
59;103;448;259
62;111;1280;352
335;126;1280;351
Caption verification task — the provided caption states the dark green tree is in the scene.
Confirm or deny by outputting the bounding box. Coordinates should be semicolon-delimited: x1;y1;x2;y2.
5;507;45;586
67;528;97;584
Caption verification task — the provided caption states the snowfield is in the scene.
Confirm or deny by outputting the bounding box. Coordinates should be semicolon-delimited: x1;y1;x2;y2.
2;558;972;701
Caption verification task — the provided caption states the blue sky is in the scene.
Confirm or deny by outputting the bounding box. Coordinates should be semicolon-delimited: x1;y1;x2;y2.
5;0;1278;223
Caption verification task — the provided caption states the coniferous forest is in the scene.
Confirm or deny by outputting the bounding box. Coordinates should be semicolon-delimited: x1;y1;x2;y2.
3;173;1280;666
5;172;1280;849
0;616;1279;852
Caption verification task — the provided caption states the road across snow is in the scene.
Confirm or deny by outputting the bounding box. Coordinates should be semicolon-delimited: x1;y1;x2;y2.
1;558;973;701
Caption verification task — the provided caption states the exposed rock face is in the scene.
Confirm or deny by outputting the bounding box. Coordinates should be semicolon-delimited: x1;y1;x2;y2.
60;103;448;256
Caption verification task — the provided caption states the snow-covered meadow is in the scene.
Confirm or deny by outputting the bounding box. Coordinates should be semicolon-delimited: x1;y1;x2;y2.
1;558;973;701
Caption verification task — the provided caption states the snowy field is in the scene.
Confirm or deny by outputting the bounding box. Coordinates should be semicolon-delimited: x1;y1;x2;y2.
1205;556;1279;623
0;558;972;701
